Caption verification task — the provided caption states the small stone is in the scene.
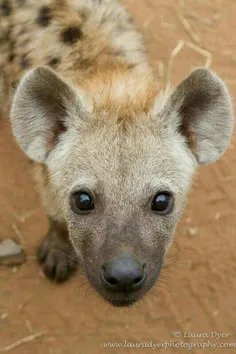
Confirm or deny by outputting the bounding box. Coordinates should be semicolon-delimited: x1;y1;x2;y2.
214;212;221;220
0;238;26;266
187;227;197;237
1;313;8;320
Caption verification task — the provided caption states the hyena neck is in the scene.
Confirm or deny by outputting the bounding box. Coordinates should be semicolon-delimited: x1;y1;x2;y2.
80;65;158;120
51;0;154;93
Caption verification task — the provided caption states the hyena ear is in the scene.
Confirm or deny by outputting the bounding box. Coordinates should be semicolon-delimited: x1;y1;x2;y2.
162;68;234;164
11;66;82;162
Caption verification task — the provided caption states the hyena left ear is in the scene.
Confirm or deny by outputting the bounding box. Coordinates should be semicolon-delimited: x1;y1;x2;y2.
11;66;84;162
162;68;234;164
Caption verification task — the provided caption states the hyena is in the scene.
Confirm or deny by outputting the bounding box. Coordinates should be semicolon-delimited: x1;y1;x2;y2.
0;0;234;307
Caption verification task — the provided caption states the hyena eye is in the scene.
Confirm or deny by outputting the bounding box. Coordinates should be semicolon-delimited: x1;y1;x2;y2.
71;191;94;213
151;192;173;215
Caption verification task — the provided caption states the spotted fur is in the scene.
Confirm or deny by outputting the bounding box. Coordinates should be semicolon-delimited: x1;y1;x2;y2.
0;0;149;113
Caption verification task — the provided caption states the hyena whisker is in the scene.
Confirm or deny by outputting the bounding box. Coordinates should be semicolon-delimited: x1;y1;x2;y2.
55;250;78;264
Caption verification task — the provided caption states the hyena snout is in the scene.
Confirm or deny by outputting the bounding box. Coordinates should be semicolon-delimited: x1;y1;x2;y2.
101;252;147;293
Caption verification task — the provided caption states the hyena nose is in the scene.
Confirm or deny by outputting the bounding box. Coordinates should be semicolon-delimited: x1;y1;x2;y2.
101;252;146;292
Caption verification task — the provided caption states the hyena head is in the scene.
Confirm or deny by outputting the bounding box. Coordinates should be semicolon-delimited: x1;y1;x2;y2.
11;66;233;306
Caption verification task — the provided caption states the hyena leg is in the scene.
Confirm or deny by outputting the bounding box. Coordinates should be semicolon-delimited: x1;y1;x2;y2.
37;218;78;283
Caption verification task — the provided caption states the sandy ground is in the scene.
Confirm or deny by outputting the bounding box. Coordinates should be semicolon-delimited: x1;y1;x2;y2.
1;0;236;353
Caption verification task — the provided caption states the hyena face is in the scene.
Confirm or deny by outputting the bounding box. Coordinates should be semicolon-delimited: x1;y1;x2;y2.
11;66;233;306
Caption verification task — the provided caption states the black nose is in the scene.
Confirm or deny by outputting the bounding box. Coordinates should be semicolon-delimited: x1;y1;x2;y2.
101;253;146;292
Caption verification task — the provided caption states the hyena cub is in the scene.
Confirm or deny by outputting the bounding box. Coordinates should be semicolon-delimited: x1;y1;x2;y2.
1;0;234;306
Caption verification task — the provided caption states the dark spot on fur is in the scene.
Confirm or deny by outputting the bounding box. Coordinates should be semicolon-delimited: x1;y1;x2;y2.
100;15;107;25
127;16;134;24
8;53;15;62
127;64;135;70
36;6;52;27
21;55;30;69
48;57;60;68
80;10;88;21
79;58;91;69
18;28;26;36
8;39;15;61
20;39;30;48
114;49;124;57
1;0;12;16
61;26;83;44
0;29;10;44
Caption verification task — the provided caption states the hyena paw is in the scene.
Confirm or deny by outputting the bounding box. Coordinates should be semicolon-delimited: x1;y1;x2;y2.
37;233;78;283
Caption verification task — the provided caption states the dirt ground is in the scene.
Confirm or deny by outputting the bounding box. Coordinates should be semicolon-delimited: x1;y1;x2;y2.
1;0;236;353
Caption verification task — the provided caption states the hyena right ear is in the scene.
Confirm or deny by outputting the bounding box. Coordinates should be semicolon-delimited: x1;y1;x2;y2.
11;66;84;162
161;68;234;164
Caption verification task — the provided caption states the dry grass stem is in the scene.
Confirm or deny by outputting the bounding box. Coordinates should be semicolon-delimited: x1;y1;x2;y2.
1;331;48;352
177;12;200;44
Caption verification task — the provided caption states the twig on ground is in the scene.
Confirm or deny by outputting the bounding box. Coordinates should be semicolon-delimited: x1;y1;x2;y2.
18;297;32;313
1;331;48;352
25;320;33;334
165;40;185;88
185;41;212;68
177;12;200;44
183;10;213;27
165;40;213;89
11;224;25;246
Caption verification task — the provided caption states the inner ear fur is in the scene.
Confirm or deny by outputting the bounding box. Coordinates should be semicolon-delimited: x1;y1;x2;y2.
11;66;81;162
163;68;234;164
